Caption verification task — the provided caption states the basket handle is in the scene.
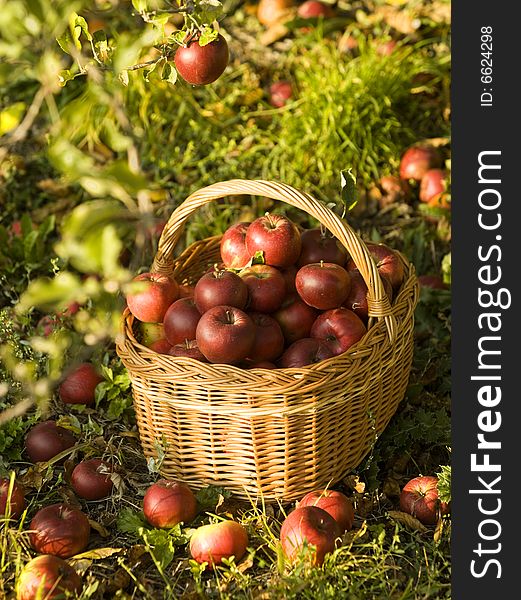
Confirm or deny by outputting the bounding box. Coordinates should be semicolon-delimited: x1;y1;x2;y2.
152;179;397;341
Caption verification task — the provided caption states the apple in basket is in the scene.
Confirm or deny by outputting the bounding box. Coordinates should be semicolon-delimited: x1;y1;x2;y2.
220;221;251;269
126;272;179;323
194;269;249;314
297;228;348;268
342;270;394;323
280;505;340;566
273;297;318;345
295;262;351;310
143;479;198;528
245;213;302;268
247;312;285;363
346;243;404;293
168;339;208;362
310;308;367;356
297;489;355;533
278;337;334;368
163;297;202;346
239;264;286;313
190;520;249;569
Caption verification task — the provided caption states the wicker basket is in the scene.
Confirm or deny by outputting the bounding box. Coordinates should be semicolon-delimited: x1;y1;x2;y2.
116;180;419;502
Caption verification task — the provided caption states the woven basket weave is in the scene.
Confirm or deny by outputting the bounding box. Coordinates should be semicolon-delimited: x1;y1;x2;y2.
116;180;419;502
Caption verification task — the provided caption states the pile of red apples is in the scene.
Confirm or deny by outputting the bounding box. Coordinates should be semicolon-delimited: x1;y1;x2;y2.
127;213;405;368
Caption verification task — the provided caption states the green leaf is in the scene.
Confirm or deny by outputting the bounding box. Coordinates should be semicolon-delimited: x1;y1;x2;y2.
16;272;83;315
198;0;224;24
117;507;149;537
198;26;219;47
132;0;148;12
161;62;177;86
340;168;357;215
0;102;25;135
195;485;232;510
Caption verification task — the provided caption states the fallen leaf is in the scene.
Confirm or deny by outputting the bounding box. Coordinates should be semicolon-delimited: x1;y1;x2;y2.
387;510;428;532
88;518;111;538
71;547;124;560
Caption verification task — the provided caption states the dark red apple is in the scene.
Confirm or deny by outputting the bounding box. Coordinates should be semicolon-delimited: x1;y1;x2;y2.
178;283;195;298
247;312;285;363
25;421;77;464
295;262;351;310
143;479;198;528
347;243;404;292
399;476;449;526
342;269;394;323
297;0;334;18
269;81;293;108
280;505;340;566
29;503;91;558
297;490;355;534
163;297;202;346
148;338;172;354
297;228;348;268
243;360;277;369
126;272;179;323
310;308;367;356
196;305;255;365
240;264;286;313
190;520;249;569
278;338;334;368
194;270;248;314
273;297;318;345
419;169;447;203
279;265;298;297
16;555;82;600
399;145;442;182
174;33;229;86
0;478;26;519
58;362;103;406
418;274;448;290
220;221;251;269
168;339;208;362
245;214;301;268
71;458;114;501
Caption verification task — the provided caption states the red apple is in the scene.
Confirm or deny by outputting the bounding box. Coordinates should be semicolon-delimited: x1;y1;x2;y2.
280;506;340;566
347;243;404;292
247;312;285;363
58;362;103;406
0;478;26;519
174;33;229;86
243;360;277;369
342;269;394;323
279;265;298;297
297;228;348;268
257;0;295;26
148;338;172;354
297;0;334;18
297;490;354;533
71;458;114;501
168;339;208;362
273;297;318;345
295;262;351;310
196;306;255;365
194;270;248;314
269;81;293;108
143;479;198;528
178;283;195;298
376;39;397;56
399;476;449;526
378;175;410;206
190;520;249;568
36;315;58;337
163;297;202;346
278;338;334;368
399;145;442;182
310;308;367;356
245;214;301;268
126;272;179;323
419;169;447;203
25;421;77;464
220;221;251;269
29;503;91;558
418;274;448;290
240;264;286;313
16;555;82;600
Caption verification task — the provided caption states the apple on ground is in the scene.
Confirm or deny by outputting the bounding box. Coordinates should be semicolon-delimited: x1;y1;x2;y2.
0;478;26;519
126;272;179;323
71;458;114;501
25;421;77;464
240;264;286;313
338;33;359;54
297;490;355;533
196;305;255;365
163;297;202;346
245;213;301;268
143;480;198;528
29;503;91;558
194;270;249;314
269;81;293;108
297;228;348;268
419;169;447;203
190;520;249;569
310;308;367;356
376;39;397;56
220;221;251;269
247;312;285;363
378;175;410;207
280;505;340;566
16;554;82;600
297;0;335;18
257;0;295;27
278;337;334;368
417;274;448;290
174;33;229;86
295;262;351;310
273;297;318;345
399;145;442;182
168;339;208;362
58;362;103;406
399;475;450;526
